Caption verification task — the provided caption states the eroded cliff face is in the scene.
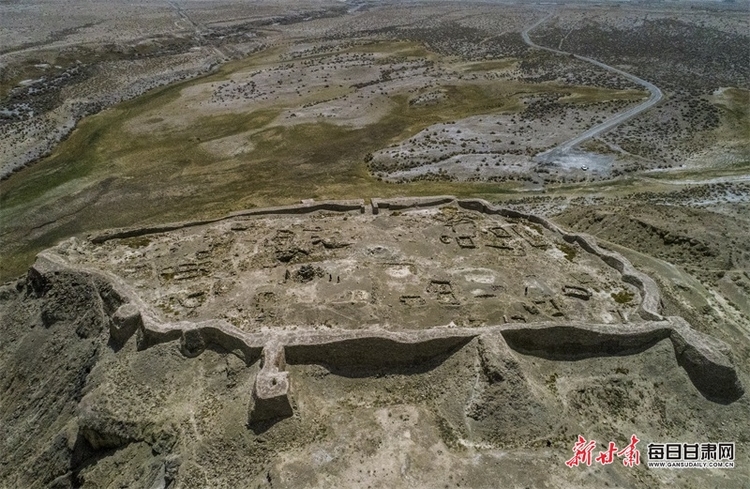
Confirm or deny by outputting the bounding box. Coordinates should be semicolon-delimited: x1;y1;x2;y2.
0;263;747;488
1;202;749;488
0;268;153;487
0;267;260;488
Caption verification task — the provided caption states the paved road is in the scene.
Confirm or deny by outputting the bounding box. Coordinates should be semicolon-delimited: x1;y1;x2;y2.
521;14;663;160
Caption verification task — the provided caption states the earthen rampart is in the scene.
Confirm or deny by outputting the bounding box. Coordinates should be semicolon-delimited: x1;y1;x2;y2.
33;197;743;422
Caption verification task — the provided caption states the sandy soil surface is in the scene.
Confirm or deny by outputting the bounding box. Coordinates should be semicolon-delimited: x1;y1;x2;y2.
58;206;642;329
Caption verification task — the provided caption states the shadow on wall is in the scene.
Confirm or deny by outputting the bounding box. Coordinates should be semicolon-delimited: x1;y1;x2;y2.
284;336;476;377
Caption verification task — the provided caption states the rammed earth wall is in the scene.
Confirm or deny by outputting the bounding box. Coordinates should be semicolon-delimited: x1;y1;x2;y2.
27;196;741;420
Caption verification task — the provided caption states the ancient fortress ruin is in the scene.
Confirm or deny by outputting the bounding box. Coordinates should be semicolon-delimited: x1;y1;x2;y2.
28;197;744;426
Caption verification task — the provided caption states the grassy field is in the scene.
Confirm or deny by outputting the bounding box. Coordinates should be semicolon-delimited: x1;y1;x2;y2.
0;40;673;281
460;59;518;72
713;87;750;142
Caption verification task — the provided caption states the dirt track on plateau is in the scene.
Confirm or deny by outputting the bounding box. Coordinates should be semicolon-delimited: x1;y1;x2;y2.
522;14;663;161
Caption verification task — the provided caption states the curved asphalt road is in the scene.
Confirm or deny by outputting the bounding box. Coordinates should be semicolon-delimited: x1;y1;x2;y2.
521;14;663;160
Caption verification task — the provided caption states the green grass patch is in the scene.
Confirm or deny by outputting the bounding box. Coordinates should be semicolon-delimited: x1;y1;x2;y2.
0;120;104;209
643;160;750;182
184;109;280;146
557;242;577;262
557;87;648;104
714;88;749;124
462;58;518;72
347;40;433;58
0;78;189;210
611;290;635;304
